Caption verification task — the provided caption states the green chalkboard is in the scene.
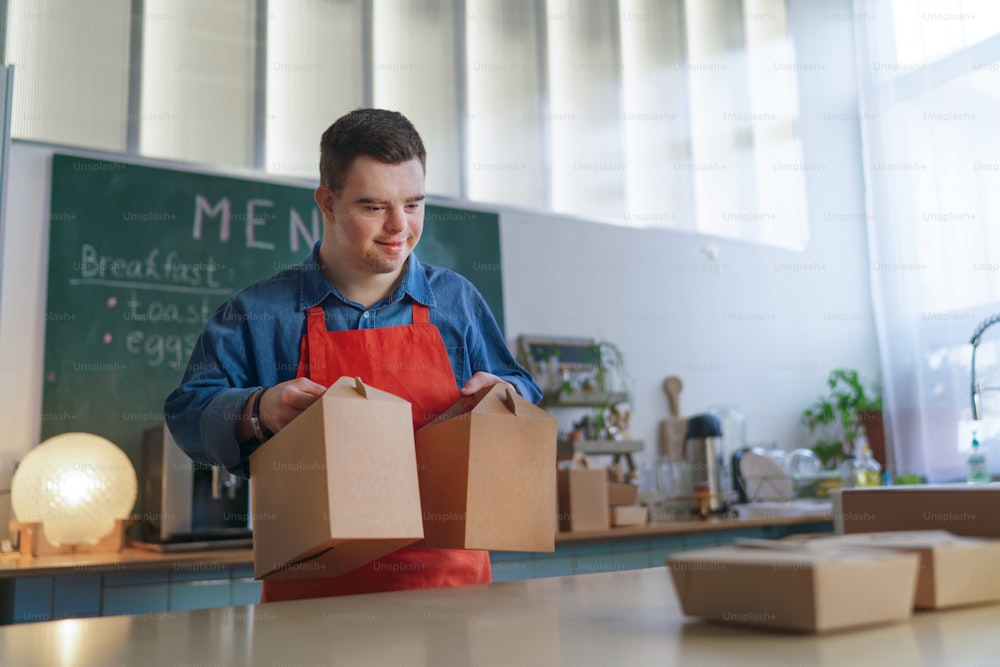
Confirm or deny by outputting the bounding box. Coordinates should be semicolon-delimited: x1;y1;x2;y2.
43;154;503;467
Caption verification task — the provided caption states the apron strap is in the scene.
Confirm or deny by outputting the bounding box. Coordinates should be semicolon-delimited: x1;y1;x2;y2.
301;306;327;380
412;302;430;324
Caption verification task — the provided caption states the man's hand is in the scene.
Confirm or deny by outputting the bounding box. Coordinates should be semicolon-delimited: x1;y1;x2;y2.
240;378;326;441
459;371;516;397
258;378;327;432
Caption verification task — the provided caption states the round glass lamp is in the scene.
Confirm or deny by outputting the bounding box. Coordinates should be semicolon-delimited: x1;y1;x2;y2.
11;432;137;546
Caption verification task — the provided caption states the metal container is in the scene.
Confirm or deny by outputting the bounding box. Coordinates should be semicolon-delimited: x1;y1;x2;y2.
683;414;729;514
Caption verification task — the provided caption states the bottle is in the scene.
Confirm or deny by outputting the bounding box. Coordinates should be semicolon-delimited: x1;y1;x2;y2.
852;441;882;488
839;455;856;489
967;431;991;484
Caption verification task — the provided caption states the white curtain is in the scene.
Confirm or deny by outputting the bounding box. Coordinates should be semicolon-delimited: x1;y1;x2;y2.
855;0;1000;481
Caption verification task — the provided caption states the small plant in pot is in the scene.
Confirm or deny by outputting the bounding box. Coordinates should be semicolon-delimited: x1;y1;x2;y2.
802;368;883;470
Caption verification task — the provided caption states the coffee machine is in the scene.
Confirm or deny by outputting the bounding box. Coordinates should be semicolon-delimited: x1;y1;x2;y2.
137;424;252;550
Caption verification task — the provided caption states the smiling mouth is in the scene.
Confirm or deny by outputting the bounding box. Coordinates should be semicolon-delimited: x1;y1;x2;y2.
376;239;407;252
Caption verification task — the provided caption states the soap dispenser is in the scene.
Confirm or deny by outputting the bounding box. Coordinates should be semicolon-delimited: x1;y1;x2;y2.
852;441;882;488
967;431;991;484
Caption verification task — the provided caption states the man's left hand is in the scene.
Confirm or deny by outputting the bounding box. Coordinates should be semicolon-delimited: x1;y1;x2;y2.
459;371;517;396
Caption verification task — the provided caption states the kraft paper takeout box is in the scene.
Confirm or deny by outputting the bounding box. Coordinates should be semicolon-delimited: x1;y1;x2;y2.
833;485;1000;538
557;463;610;533
414;384;557;552
249;376;424;580
607;482;639;507
668;540;920;633
807;530;1000;609
610;505;648;527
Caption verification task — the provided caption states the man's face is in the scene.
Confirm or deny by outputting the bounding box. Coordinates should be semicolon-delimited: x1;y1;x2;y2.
317;155;425;277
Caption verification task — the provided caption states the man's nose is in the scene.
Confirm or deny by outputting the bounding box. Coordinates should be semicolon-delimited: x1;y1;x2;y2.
384;205;407;233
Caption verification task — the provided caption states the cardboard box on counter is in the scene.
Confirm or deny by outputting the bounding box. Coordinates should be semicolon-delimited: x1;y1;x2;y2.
807;530;1000;609
668;541;919;633
250;376;423;580
558;467;610;533
415;384;557;552
610;505;648;527
607;482;639;507
833;485;1000;537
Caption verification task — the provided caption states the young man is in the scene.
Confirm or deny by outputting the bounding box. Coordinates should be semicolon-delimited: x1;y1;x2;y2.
164;108;541;601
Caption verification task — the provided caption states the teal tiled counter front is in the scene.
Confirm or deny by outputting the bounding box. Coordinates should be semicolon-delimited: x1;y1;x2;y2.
0;517;832;623
490;517;834;583
0;562;262;624
0;549;262;625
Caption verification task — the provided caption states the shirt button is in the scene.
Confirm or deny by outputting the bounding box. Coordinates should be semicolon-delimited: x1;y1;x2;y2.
363;311;370;319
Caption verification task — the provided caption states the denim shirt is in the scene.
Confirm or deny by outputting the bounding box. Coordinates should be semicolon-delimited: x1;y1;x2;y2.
163;243;541;477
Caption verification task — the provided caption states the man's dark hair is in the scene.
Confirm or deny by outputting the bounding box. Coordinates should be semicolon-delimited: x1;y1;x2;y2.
319;108;426;193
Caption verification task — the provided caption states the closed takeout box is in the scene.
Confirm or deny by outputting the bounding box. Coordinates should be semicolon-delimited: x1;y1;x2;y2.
610;505;648;527
414;384;557;552
833;485;1000;538
557;468;610;533
668;542;919;633
249;376;424;580
807;530;1000;609
607;482;639;507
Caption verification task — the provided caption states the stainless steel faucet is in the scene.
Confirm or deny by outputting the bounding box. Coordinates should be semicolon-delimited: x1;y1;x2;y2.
970;313;1000;420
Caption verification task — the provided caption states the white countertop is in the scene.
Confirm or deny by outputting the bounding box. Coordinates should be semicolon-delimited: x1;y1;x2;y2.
2;566;998;666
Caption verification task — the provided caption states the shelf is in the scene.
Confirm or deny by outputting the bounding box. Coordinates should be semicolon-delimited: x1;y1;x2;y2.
541;390;629;408
557;439;644;456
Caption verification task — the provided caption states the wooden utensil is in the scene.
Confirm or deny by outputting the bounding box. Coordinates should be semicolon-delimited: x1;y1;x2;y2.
663;376;682;417
660;376;686;461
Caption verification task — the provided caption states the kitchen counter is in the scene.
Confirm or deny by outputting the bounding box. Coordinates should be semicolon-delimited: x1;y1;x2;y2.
0;515;833;624
2;566;998;666
0;514;831;576
0;545;254;578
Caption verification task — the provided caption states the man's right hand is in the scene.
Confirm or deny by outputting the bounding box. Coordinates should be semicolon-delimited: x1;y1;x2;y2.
258;378;327;434
239;378;327;442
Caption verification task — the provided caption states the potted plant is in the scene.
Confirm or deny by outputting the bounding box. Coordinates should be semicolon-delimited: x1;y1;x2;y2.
802;369;883;470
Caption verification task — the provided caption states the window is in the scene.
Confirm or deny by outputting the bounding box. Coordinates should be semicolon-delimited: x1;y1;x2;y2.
6;0;131;151
5;0;808;248
466;0;546;208
139;0;256;167
266;0;365;178
372;0;462;197
858;0;1000;481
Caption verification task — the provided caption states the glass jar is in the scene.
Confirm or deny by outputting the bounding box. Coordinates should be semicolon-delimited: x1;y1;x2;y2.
707;405;746;462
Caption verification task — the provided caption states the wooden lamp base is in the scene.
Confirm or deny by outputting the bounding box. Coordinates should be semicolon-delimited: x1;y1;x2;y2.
9;519;130;557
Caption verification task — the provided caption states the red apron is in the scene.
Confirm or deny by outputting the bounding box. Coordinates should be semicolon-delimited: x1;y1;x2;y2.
260;301;492;602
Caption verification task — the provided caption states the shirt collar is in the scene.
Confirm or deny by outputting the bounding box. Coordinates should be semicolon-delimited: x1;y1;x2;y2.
298;242;437;311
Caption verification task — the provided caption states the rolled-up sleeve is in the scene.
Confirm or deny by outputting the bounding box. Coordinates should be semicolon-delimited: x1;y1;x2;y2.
164;298;260;477
466;290;543;404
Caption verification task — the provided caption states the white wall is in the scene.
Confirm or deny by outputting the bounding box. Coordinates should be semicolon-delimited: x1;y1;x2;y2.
501;0;878;459
0;143;51;540
0;0;875;535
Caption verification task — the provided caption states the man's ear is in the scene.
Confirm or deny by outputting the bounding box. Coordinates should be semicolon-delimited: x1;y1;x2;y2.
314;185;336;221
